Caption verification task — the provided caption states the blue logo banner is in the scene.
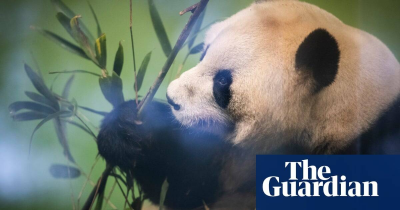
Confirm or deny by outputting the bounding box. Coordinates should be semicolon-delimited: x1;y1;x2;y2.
256;155;400;210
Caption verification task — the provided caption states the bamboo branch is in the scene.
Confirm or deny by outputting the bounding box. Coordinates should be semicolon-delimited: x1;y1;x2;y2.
82;164;113;210
116;178;134;210
137;0;209;119
179;3;199;16
130;0;139;105
77;156;100;209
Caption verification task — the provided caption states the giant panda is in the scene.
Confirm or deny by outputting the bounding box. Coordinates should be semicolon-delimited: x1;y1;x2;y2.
97;0;400;209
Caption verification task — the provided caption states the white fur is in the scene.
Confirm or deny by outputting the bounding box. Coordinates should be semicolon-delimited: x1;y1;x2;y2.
167;0;400;153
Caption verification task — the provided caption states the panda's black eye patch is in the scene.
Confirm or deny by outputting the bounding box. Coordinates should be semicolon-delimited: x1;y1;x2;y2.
213;70;233;109
200;45;210;61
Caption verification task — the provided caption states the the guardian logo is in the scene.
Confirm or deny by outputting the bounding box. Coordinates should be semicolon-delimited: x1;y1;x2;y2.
263;159;379;197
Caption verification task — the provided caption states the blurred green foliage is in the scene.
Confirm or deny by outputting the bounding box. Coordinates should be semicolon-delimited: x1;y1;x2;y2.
0;0;399;209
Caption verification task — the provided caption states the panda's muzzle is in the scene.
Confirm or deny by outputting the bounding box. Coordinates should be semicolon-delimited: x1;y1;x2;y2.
166;94;181;111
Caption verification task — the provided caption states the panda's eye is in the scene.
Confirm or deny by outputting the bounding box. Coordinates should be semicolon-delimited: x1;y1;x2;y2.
213;70;233;108
214;70;232;86
217;77;228;86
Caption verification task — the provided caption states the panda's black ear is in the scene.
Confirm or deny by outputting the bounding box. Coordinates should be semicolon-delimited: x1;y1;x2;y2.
295;28;340;92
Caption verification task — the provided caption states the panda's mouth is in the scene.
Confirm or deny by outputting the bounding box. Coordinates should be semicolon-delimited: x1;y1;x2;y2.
168;102;234;137
166;94;181;111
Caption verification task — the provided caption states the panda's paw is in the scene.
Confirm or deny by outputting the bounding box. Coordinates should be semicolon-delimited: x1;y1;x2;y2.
96;101;144;170
97;100;174;170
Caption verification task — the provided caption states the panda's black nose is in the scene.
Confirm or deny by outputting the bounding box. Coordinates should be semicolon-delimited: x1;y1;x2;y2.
166;94;181;111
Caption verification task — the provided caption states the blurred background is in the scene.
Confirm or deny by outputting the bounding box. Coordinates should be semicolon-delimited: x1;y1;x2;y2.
0;0;399;209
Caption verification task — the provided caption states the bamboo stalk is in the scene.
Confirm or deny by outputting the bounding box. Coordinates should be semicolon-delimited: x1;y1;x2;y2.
137;0;209;119
81;164;113;210
130;0;139;105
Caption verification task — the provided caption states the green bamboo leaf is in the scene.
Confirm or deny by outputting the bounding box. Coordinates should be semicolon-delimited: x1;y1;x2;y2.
135;52;152;92
11;112;47;121
50;73;61;91
189;42;204;54
62;75;75;99
75;112;98;139
95;34;107;69
29;110;71;155
56;12;73;38
9;101;55;115
148;0;172;57
99;72;125;107
49;164;81;179
62;119;94;136
31;26;89;59
49;70;101;77
51;0;75;19
78;105;108;116
24;64;57;104
88;1;102;37
70;16;97;62
69;98;78;116
25;91;54;107
188;8;206;49
54;117;75;163
159;179;169;210
113;42;124;76
51;0;95;43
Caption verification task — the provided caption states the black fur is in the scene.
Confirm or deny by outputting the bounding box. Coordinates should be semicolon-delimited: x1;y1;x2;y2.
213;70;233;109
358;96;400;154
98;100;237;209
295;28;340;92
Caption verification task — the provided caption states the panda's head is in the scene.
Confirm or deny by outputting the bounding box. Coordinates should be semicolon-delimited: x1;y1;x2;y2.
167;0;400;152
